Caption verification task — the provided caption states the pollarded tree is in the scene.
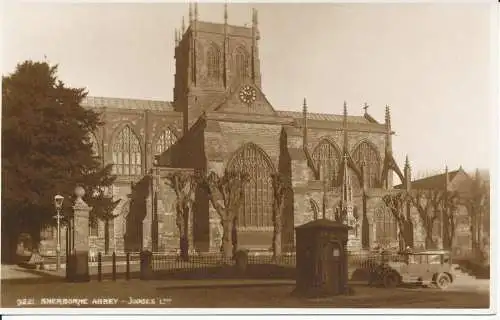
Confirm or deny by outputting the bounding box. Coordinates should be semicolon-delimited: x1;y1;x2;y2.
442;191;460;250
87;185;121;254
202;170;249;259
478;181;490;255
382;191;412;252
462;179;489;259
270;172;291;262
409;189;442;249
2;61;115;261
166;171;197;261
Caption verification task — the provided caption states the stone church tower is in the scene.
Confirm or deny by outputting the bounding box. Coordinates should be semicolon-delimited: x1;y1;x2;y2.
173;4;263;133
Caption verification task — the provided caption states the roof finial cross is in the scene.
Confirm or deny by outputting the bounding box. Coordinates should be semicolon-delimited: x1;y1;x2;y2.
363;103;369;114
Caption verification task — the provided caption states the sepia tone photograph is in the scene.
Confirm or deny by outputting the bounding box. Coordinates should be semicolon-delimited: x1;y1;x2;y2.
0;0;496;315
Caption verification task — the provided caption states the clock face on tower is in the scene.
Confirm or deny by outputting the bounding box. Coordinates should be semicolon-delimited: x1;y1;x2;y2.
239;85;257;104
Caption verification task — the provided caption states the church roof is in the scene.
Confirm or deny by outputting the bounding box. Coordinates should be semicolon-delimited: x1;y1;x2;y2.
81;96;375;125
81;96;175;112
393;169;462;190
276;110;370;124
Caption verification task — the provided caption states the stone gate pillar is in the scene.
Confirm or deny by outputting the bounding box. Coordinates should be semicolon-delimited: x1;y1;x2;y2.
67;186;92;282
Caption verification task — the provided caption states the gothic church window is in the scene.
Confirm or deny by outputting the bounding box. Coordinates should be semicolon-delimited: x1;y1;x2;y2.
234;47;249;81
352;141;381;189
312;139;341;191
154;128;178;155
228;143;273;228
89;219;99;237
41;226;54;240
374;204;398;247
112;126;142;176
207;45;221;82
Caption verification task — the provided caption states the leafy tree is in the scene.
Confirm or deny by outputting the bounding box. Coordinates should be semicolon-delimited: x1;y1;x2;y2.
382;191;412;252
202;170;249;259
1;61;115;261
270;172;291;262
165;171;197;261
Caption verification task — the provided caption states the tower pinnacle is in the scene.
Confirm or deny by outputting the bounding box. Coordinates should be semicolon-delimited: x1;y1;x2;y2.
385;105;391;128
252;8;258;25
302;98;308;140
189;3;193;25
224;2;228;24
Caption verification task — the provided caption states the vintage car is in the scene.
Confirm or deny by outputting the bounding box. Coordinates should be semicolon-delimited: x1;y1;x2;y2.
368;250;454;289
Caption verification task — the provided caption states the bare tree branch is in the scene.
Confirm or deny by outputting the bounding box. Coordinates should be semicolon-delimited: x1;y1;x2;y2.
165;171;197;260
201;169;249;258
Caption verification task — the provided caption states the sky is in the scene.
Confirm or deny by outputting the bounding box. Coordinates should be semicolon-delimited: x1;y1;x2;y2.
2;1;497;178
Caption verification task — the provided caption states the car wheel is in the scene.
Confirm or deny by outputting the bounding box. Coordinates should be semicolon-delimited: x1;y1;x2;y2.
383;272;400;289
435;273;451;290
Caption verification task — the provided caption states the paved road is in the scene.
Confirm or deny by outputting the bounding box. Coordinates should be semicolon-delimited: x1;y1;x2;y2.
3;263;490;293
1;263;491;309
1;279;490;309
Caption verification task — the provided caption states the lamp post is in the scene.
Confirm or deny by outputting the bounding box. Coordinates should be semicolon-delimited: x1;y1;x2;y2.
53;194;64;271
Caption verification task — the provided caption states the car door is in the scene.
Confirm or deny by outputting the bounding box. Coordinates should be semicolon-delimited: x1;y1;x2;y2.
407;254;422;281
426;254;441;280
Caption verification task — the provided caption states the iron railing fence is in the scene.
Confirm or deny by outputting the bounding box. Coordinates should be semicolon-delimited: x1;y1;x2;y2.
43;249;470;281
148;251;407;273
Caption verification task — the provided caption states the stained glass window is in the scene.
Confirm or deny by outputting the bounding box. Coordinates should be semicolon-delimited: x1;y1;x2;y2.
89;219;99;237
112;126;142;175
207;45;221;82
311;139;341;190
352;141;381;189
374;204;397;247
228;143;273;228
234;47;249;81
41;226;54;240
154;128;177;155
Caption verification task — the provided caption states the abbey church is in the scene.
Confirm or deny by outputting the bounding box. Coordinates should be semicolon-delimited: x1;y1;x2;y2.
41;5;435;255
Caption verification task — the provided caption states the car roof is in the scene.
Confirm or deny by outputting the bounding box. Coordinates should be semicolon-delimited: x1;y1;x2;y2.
410;250;450;255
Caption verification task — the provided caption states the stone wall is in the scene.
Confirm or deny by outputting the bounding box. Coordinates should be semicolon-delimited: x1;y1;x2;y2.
154;175;179;251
